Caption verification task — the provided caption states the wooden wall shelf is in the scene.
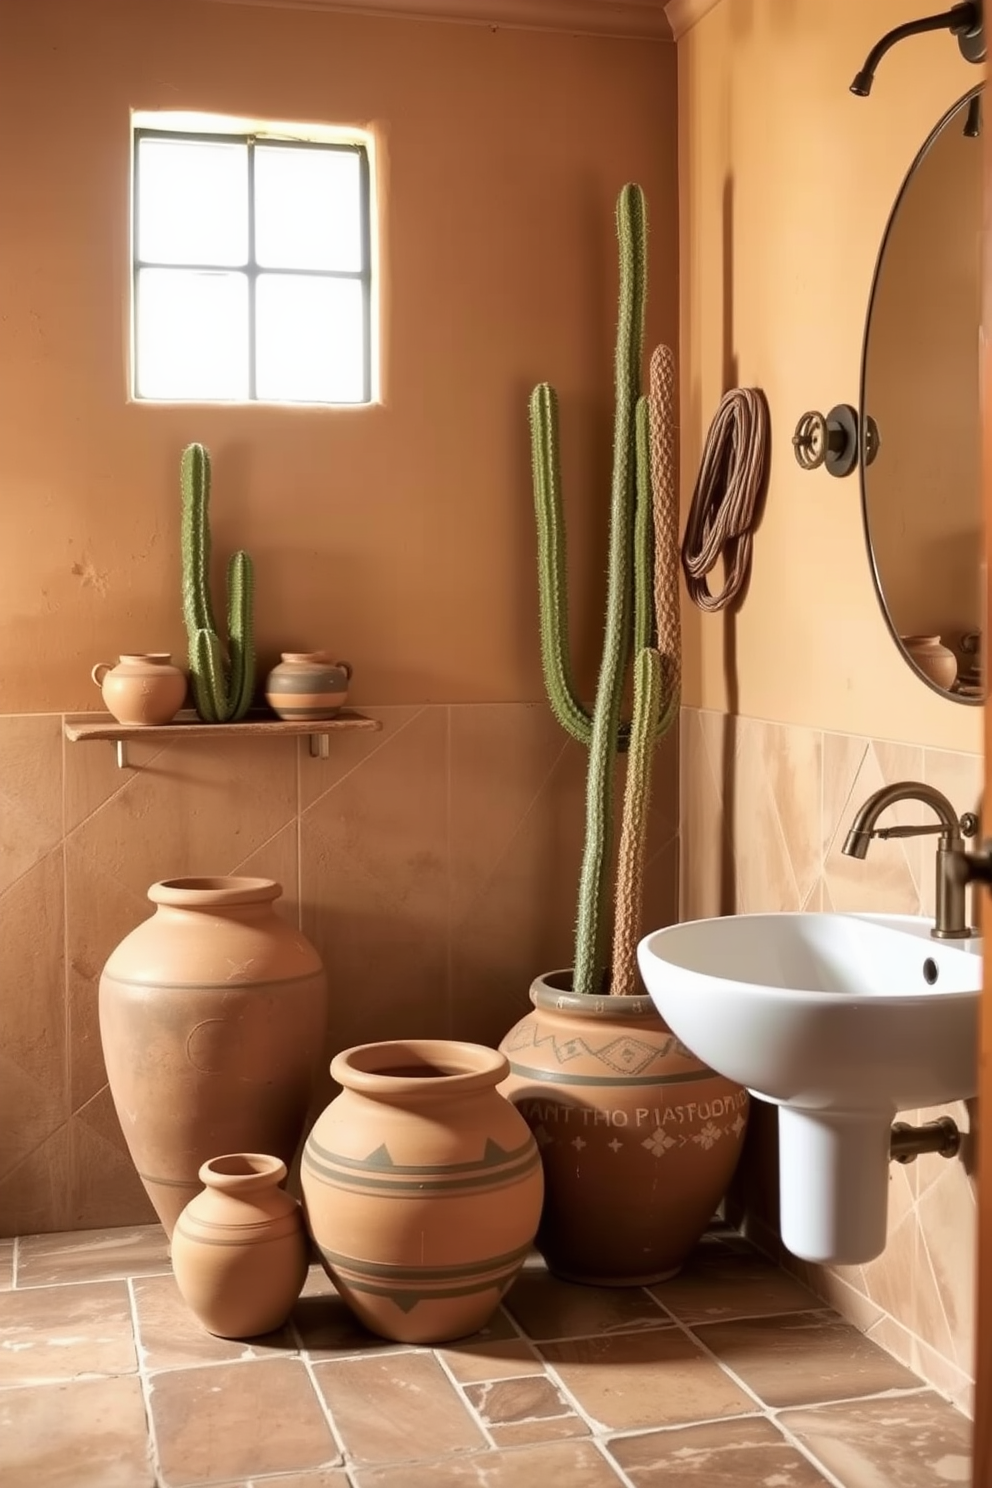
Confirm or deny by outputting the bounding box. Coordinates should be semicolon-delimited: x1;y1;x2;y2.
64;710;381;768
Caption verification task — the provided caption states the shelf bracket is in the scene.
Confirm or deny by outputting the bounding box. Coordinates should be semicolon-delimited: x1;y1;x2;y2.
116;740;131;770
309;734;331;759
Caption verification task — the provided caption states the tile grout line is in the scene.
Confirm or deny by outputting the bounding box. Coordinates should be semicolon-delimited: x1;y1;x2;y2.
126;1275;166;1488
286;1310;351;1471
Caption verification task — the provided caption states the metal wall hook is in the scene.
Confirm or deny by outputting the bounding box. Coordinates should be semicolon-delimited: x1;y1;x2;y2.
792;404;880;478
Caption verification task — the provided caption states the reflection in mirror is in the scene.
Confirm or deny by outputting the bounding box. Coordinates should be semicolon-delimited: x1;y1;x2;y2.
861;85;983;704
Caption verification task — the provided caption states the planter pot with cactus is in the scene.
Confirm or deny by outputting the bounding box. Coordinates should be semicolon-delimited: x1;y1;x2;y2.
498;185;748;1286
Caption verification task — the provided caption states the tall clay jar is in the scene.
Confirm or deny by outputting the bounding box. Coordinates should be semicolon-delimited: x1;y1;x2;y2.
499;973;749;1285
301;1040;544;1344
99;877;327;1237
171;1154;309;1339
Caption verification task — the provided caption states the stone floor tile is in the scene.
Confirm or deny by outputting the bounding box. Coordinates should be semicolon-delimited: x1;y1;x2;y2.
503;1267;671;1341
132;1273;297;1371
607;1415;834;1485
311;1351;486;1465
539;1328;753;1430
439;1336;543;1384
780;1392;972;1486
650;1245;822;1324
15;1223;169;1287
0;1374;154;1487
693;1312;924;1408
148;1358;339;1486
350;1438;626;1486
0;1279;135;1386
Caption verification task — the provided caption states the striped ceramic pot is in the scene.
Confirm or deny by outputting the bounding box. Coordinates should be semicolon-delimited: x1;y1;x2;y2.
499;972;749;1285
301;1040;543;1344
264;652;351;721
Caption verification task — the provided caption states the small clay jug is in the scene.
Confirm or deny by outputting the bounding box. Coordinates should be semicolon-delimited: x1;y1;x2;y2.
265;652;352;721
91;653;188;725
171;1153;309;1339
901;635;958;691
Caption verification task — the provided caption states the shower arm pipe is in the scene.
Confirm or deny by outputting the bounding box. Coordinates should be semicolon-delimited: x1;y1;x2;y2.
851;2;982;95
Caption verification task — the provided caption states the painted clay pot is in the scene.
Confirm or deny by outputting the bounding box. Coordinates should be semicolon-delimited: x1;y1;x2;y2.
171;1153;309;1339
99;877;327;1237
901;635;958;690
91;653;188;725
499;972;749;1285
265;652;352;721
301;1040;543;1344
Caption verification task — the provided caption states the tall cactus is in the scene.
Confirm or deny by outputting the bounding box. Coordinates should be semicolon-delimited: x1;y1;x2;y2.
530;185;679;998
180;443;256;723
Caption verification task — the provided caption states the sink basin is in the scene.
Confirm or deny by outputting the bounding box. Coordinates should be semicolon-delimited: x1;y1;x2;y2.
637;912;981;1264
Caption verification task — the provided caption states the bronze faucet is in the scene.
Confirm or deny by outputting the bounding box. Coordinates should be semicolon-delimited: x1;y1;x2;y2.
842;782;979;939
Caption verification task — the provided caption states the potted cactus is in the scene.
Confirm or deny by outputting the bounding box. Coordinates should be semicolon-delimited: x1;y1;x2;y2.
180;443;256;723
499;184;748;1286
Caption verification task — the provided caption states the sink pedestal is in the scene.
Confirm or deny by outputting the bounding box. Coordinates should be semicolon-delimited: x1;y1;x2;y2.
777;1106;893;1265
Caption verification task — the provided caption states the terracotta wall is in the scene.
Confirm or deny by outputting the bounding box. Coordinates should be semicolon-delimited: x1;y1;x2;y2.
674;0;983;1410
676;0;983;755
0;0;680;1234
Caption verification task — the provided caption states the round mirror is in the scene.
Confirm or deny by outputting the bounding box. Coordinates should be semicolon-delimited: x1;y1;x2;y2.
860;84;983;704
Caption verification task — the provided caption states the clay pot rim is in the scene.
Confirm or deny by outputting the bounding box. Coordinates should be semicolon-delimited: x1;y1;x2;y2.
332;1039;509;1097
149;876;281;908
530;969;660;1020
117;652;174;664
198;1153;288;1190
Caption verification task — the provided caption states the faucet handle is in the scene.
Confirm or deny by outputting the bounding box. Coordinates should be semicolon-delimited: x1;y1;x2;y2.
947;841;992;888
870;811;979;843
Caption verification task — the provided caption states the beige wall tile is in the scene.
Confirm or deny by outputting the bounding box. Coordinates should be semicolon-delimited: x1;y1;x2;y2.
822;736;923;916
0;850;67;1182
0;1124;75;1239
680;708;735;920
301;706;450;1094
66;1100;157;1231
298;706;423;813
0;714;63;895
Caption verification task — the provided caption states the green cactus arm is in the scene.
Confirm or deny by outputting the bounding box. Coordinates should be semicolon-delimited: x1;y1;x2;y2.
530;384;593;747
610;646;663;995
180;444;218;639
226;551;256;722
189;629;232;723
572;182;647;999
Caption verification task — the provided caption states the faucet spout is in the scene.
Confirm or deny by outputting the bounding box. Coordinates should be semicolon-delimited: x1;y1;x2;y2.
841;782;977;939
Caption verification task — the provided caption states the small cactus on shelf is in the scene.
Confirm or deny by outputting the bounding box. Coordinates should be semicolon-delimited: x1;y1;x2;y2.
530;184;680;998
180;443;256;723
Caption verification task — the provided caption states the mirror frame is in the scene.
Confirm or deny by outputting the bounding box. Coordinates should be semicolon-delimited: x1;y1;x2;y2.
859;82;984;707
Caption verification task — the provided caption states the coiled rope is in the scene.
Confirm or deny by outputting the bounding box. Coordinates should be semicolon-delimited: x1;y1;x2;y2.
681;387;770;612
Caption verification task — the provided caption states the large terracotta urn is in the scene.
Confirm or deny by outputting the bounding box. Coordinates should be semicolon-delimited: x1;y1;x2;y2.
99;877;327;1236
301;1040;544;1344
499;972;749;1285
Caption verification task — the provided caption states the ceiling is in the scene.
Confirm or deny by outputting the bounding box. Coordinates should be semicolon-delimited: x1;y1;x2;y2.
193;0;715;43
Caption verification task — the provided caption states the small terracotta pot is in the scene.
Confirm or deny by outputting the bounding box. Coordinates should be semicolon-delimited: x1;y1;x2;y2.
265;652;352;721
901;635;958;691
171;1153;309;1338
99;876;327;1236
499;972;749;1285
301;1040;543;1344
91;653;188;725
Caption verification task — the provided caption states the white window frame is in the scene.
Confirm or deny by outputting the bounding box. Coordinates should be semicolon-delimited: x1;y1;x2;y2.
131;117;374;405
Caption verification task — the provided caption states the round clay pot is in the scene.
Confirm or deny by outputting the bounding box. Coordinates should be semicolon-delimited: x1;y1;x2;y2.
91;653;188;725
99;877;327;1237
301;1040;543;1344
265;652;352;721
901;635;958;690
499;972;749;1285
171;1153;309;1339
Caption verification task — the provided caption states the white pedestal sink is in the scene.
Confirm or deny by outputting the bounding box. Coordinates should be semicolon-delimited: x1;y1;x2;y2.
637;913;981;1264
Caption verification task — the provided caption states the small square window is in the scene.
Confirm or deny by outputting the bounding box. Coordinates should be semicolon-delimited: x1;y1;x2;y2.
133;128;372;404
